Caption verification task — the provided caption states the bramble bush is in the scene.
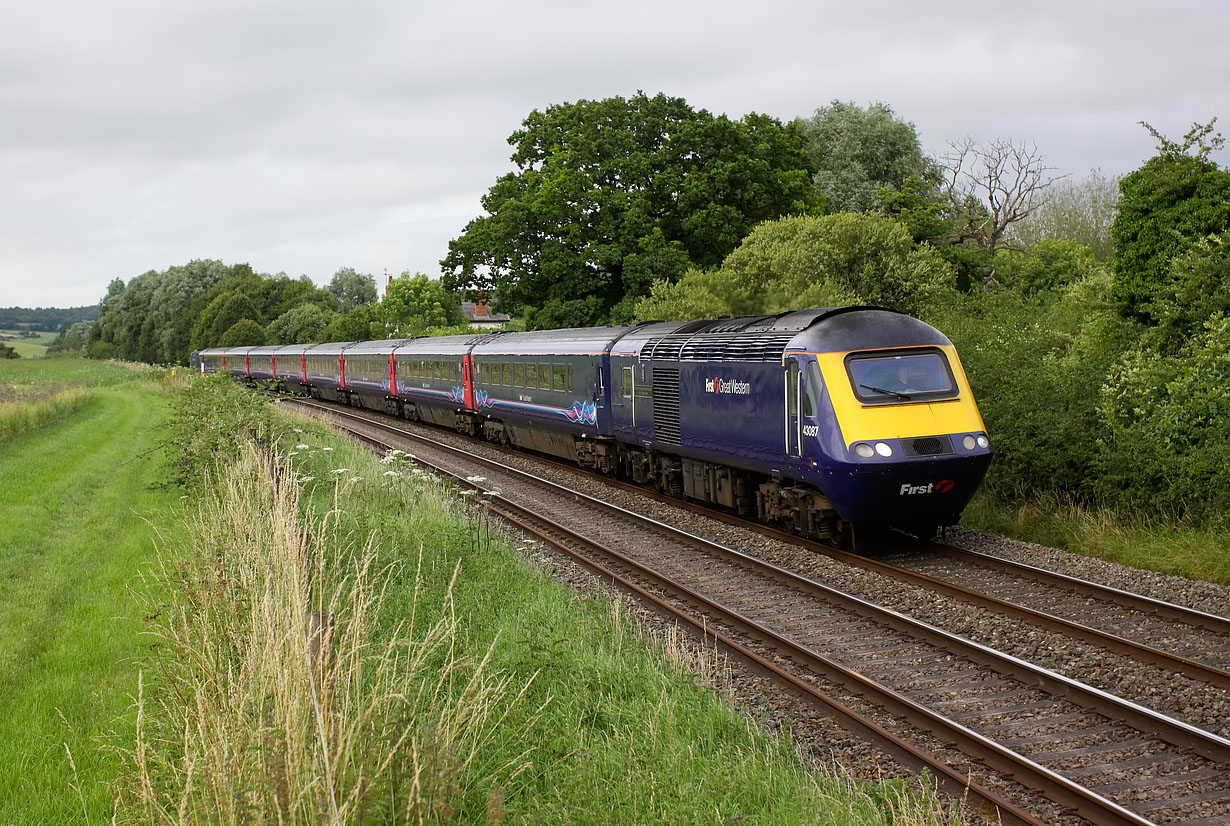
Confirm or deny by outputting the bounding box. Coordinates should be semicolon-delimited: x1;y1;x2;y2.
162;372;284;489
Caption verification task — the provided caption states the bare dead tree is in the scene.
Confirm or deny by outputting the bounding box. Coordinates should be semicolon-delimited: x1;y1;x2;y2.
941;137;1067;289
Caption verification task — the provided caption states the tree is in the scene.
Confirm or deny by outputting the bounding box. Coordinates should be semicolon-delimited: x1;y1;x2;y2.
266;304;338;345
442;93;818;328
1006;169;1121;261
218;318;266;347
635;213;956;321
992;239;1105;297
326;267;378;312
1111;119;1230;321
939;137;1065;289
794;101;929;213
371;273;465;338
191;291;264;350
0;343;18;359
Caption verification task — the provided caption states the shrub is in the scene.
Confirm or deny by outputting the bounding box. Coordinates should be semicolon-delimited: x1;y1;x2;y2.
1097;314;1230;521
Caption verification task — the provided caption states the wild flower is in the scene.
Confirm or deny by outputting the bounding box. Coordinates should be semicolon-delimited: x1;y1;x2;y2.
292;427;303;433
296;444;310;450
465;476;487;483
287;451;298;457
383;470;399;477
459;490;476;497
482;490;501;497
349;477;363;483
322;446;333;451
296;475;315;483
331;468;349;475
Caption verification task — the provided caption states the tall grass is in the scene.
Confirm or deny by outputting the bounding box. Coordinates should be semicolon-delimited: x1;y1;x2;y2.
0;384;91;440
963;488;1230;585
116;445;543;824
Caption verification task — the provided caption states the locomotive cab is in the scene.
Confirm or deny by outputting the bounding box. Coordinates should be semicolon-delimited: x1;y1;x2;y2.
788;309;992;533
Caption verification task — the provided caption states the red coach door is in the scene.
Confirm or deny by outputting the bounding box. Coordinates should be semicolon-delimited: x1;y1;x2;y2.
339;354;346;389
462;354;475;410
245;352;251;377
389;353;397;397
301;353;307;384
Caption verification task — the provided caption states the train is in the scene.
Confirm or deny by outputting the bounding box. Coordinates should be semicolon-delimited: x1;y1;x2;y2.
194;306;992;546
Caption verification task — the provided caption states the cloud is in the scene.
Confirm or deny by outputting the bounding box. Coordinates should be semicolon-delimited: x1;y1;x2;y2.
0;0;1226;306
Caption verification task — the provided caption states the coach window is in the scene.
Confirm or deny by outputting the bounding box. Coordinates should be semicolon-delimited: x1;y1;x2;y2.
514;363;525;386
567;365;574;392
553;364;567;392
524;364;536;388
539;363;552;390
622;367;633;398
501;363;511;385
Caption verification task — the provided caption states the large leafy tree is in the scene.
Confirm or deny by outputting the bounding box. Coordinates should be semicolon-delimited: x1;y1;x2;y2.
635;213;956;321
88;260;242;363
442;93;818;328
794;101;929;213
326;267;379;312
1111;119;1230;321
266;304;338;345
372;273;465;338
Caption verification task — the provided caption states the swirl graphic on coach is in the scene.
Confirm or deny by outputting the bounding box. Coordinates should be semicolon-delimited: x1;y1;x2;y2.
562;400;597;426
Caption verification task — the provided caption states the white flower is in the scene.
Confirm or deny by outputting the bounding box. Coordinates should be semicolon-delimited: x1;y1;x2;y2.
481;490;501;496
296;444;310;449
293;428;303;433
297;475;315;483
287;451;299;457
322;446;333;451
383;470;399;477
459;489;476;496
380;454;396;464
349;476;363;483
331;468;349;475
465;475;486;483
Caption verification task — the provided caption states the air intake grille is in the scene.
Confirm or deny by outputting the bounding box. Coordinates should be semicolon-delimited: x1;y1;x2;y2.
645;332;795;362
653;367;681;445
903;435;955;457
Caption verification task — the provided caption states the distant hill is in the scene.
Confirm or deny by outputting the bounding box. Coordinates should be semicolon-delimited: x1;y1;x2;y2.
0;305;99;332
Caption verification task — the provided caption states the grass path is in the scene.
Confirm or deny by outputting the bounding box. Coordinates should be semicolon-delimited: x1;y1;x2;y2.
0;384;180;824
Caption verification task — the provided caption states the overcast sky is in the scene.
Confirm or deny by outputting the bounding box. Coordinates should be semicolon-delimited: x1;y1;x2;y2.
1;0;1226;308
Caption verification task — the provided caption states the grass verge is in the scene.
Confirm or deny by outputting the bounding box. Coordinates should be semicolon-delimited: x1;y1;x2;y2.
120;380;964;825
963;488;1230;585
0;359;180;824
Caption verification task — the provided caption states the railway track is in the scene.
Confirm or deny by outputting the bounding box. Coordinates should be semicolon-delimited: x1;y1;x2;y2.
284;397;1230;826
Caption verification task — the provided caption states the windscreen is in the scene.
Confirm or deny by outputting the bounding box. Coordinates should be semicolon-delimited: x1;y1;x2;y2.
846;349;956;403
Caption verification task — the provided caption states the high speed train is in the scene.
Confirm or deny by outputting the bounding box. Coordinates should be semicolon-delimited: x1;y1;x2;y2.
196;307;992;545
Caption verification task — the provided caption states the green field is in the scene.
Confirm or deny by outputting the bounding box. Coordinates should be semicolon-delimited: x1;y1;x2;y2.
0;330;58;358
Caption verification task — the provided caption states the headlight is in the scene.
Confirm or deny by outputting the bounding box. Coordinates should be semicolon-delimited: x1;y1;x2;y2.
874;442;893;457
854;443;874;458
962;435;977;450
976;435;990;449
